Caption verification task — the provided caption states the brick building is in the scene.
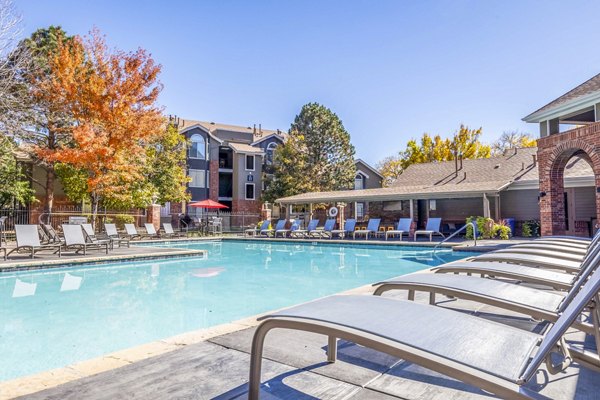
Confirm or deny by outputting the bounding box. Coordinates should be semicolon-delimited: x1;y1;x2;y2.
173;118;286;215
523;73;600;236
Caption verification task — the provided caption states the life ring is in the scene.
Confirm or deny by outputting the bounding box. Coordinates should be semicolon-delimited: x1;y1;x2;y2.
328;207;339;217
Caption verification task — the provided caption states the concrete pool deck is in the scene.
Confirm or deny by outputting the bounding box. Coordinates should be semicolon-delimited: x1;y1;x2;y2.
3;272;599;399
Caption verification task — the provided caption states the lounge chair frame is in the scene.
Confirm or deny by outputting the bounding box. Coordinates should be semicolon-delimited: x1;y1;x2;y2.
7;225;62;259
249;317;546;400
62;225;109;255
353;218;381;240
414;217;445;242
103;223;131;248
330;219;356;239
162;222;187;238
385;218;412;241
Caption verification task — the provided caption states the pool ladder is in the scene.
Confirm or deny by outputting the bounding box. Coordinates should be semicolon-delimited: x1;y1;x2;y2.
433;222;477;254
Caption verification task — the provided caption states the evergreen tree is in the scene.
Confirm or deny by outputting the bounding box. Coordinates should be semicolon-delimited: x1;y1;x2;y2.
264;103;356;202
0;134;35;208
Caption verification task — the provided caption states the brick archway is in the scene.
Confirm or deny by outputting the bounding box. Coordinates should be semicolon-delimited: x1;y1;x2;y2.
537;124;600;236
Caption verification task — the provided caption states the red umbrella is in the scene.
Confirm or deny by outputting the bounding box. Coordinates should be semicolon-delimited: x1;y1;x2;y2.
188;199;229;209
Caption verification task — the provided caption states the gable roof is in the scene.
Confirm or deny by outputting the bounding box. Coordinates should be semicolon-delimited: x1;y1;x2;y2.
276;147;593;204
523;72;600;122
355;159;383;179
228;142;265;155
177;119;285;142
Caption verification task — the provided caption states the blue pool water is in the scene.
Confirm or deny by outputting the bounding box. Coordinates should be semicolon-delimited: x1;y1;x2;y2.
0;240;476;381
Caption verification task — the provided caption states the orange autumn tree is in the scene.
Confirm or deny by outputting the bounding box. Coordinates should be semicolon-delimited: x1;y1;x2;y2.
36;30;164;223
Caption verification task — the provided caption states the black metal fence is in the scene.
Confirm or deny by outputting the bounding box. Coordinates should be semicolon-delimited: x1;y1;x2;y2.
184;210;261;233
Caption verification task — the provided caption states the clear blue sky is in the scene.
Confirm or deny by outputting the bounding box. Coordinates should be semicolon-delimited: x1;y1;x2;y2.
16;0;600;165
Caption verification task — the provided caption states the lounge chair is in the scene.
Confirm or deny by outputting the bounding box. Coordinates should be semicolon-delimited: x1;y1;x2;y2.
274;220;300;238
309;219;335;238
248;258;600;400
291;219;319;238
123;224;143;240
470;252;582;273
430;236;599;287
487;246;584;262
247;220;270;237
373;241;600;338
62;224;109;255
144;223;162;239
41;224;64;244
261;220;285;237
7;225;62;259
329;219;356;239
414;217;445;241
103;223;131;248
81;224;113;249
507;243;588;256
385;218;412;241
163;222;186;238
353;218;381;240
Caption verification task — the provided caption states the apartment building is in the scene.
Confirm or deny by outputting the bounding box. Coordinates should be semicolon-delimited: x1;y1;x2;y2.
174;118;286;214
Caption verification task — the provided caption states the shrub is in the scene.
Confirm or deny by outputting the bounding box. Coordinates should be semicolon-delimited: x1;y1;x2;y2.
522;220;540;237
521;223;532;237
465;216;511;240
114;214;135;229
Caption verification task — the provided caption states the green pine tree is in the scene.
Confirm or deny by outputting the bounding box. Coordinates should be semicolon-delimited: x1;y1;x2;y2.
264;103;356;202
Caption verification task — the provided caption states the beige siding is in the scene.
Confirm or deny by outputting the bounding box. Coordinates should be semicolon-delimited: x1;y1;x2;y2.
500;189;540;220
574;186;596;220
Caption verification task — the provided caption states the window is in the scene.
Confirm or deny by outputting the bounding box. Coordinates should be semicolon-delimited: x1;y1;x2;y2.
354;174;364;190
245;183;255;200
189;134;206;159
266;142;277;165
356;202;365;218
189;169;206;188
245;155;255;171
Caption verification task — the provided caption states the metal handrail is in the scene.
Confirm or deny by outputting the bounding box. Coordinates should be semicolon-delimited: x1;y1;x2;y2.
433;221;477;252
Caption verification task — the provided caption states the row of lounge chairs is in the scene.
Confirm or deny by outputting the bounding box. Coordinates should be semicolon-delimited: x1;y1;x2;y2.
1;222;186;260
248;233;600;399
248;217;445;241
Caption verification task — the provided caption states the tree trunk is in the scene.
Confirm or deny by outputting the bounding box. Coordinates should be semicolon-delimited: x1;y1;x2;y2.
44;167;55;224
91;193;99;230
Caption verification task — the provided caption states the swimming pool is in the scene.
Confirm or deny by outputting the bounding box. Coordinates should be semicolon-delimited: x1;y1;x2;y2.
0;240;476;381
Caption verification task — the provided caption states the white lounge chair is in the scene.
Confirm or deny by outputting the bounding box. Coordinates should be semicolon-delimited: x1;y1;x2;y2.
353;218;381;240
414;218;445;241
62;224;109;255
385;218;412;240
329;219;356;239
7;225;62;259
248;262;600;399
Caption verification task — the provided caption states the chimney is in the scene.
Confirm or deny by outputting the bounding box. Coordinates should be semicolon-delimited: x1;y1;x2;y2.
521;162;525;170
454;156;458;177
459;155;463;170
532;154;537;166
514;147;518;155
463;171;467;180
253;124;256;135
259;124;262;134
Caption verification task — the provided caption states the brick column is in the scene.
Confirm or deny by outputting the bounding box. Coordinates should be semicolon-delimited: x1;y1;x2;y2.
209;160;219;201
146;204;161;231
537;122;600;236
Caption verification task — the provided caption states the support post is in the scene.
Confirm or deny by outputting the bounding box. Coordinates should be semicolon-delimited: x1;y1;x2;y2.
483;194;490;218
